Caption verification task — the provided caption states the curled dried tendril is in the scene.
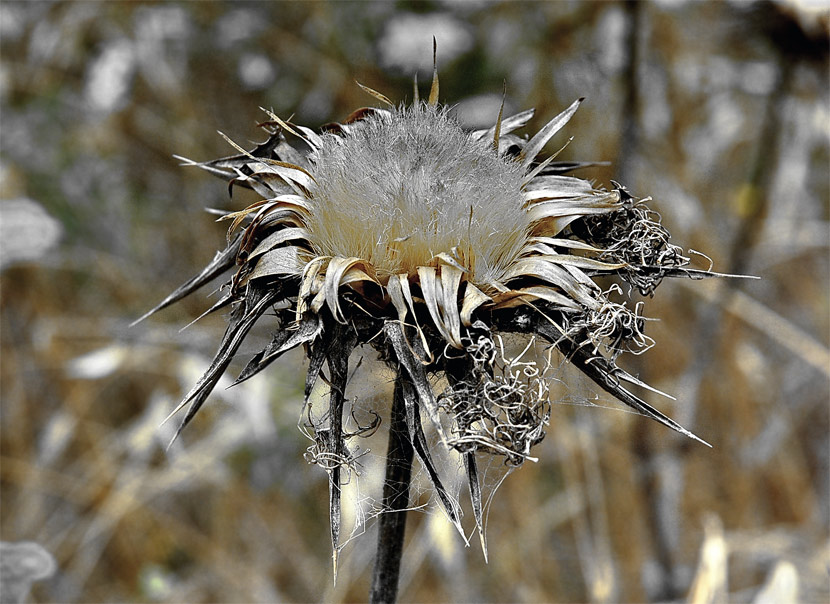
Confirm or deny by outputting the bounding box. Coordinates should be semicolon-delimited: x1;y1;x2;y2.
563;285;655;360
302;405;380;475
440;331;552;466
571;186;691;296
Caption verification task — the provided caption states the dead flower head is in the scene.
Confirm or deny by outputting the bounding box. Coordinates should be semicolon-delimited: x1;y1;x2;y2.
140;54;730;564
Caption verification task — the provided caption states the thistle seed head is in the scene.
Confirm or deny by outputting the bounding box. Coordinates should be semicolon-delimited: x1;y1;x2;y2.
306;104;528;284
142;57;743;566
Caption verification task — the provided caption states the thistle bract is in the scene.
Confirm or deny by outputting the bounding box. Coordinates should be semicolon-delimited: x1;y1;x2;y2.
142;65;730;566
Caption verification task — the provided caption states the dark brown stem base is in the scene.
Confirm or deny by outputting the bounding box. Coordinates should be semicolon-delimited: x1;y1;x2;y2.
369;376;414;604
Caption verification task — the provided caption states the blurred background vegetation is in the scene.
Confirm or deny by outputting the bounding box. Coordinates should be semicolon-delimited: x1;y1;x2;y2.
1;1;828;602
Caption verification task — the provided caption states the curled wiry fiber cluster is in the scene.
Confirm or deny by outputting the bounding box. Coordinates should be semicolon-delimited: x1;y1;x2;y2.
439;327;553;467
141;65;730;563
573;190;692;296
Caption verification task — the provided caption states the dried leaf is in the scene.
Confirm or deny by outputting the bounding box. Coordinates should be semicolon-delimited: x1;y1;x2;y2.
522;134;576;186
513;312;712;447
521;251;628;272
244;227;309;262
324;257;372;323
520;98;582;168
232;314;322;386
356;81;394;107
464;452;487;561
460;281;491;327
439;264;464;348
491;285;582;312
418;266;463;349
247;246;304;281
396;375;464;538
297;256;329;318
164;289;280;445
503;258;600;310
528;237;607;253
492;83;506;152
472;108;536;142
384;322;447;445
131;233;242;325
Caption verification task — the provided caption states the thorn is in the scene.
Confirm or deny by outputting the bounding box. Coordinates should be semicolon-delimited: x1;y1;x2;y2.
428;36;439;106
164;427;181;452
413;72;419;105
616;370;677;400
355;81;393;107
128;312;151;328
479;530;489;564
448;509;466;542
172;154;199;167
493;81;506;152
159;399;189;428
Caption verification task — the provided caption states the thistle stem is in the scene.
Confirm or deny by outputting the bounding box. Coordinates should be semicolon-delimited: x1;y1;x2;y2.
369;374;414;604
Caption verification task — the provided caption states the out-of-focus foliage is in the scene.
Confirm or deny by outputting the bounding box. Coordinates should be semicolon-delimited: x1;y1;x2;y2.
1;1;827;602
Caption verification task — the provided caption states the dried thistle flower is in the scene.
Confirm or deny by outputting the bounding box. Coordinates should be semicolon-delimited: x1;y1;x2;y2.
140;48;734;588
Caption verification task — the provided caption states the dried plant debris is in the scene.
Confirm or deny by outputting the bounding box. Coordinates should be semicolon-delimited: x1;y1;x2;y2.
141;56;744;564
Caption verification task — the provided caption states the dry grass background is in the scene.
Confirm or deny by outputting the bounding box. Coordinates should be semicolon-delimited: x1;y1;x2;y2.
1;1;828;602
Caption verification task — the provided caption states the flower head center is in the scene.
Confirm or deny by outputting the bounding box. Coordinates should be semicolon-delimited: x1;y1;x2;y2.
306;104;529;283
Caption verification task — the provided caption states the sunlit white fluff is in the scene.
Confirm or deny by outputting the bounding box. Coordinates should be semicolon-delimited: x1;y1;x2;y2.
306;104;529;286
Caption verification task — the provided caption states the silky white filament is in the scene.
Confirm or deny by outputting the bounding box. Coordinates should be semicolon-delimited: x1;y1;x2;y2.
306;104;529;285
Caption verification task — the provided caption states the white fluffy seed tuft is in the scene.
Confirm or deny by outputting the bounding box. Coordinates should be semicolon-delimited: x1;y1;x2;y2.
306;104;530;285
